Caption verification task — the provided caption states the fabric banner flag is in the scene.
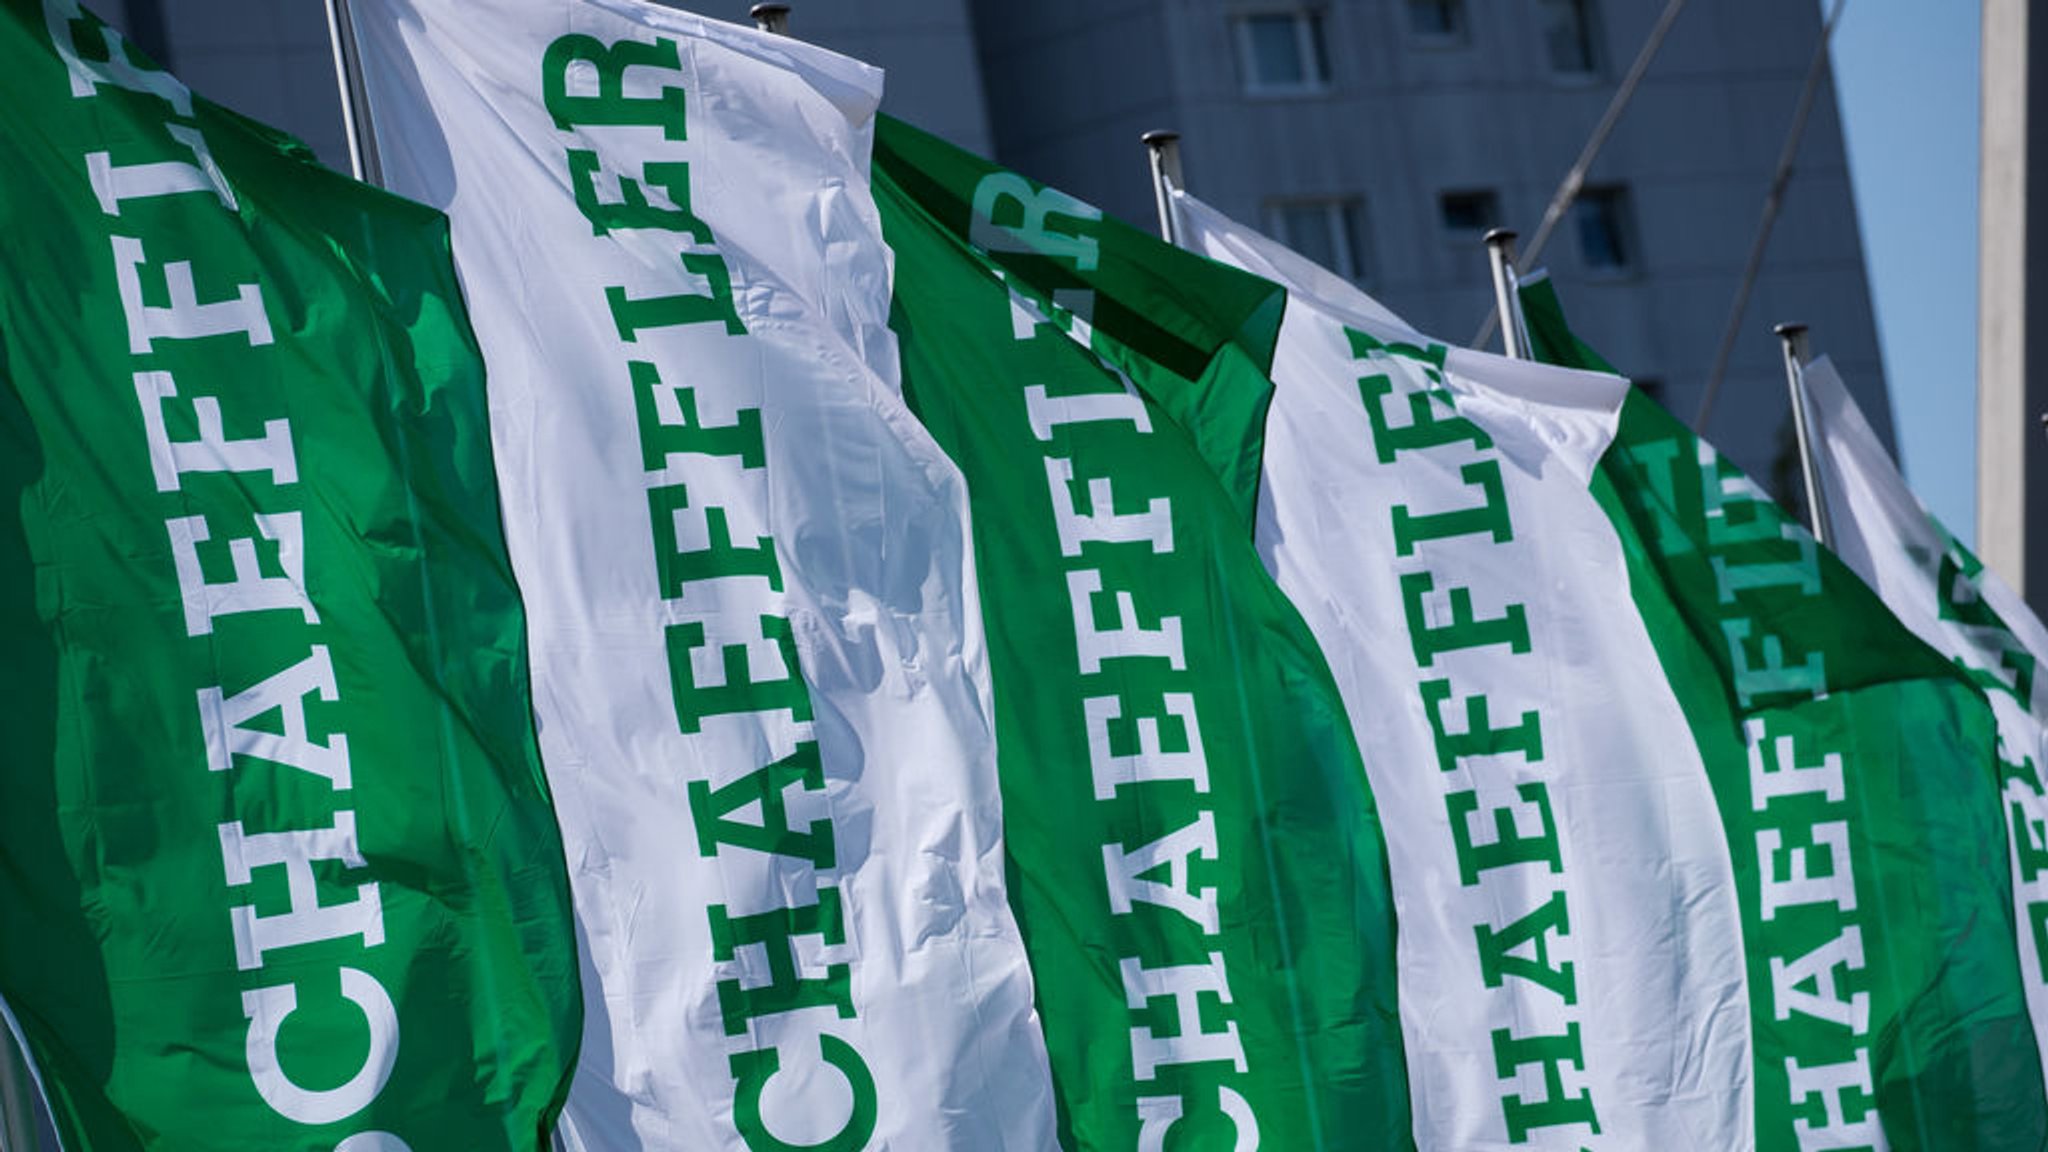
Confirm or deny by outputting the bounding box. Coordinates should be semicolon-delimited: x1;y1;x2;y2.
1523;274;2047;1146
346;2;1058;1148
873;118;1412;1150
1178;191;2048;1148
1797;354;2048;1099
1176;190;1751;1150
0;1;581;1148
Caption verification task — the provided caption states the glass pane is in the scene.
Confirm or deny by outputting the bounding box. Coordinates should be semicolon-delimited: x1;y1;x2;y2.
1341;201;1369;279
1408;0;1463;37
1246;15;1305;87
1307;12;1330;85
1280;204;1338;272
1574;190;1629;269
1541;0;1596;73
1440;190;1497;233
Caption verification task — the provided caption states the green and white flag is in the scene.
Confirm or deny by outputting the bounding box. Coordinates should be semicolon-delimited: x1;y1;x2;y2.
1177;190;1750;1150
1797;353;2048;1100
0;1;581;1148
874;118;1413;1150
1537;275;2045;1145
346;2;1058;1148
1177;191;2048;1148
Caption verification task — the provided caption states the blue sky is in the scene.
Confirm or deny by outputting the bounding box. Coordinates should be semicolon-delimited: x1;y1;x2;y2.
1827;0;1980;543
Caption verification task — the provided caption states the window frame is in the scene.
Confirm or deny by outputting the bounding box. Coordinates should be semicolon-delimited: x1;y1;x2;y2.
1405;0;1469;45
1437;188;1502;239
1538;0;1602;79
1264;196;1372;283
1234;8;1332;97
1572;183;1637;277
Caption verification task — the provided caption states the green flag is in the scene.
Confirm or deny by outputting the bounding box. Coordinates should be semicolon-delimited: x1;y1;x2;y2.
873;117;1413;1150
0;2;579;1148
1526;277;2047;1148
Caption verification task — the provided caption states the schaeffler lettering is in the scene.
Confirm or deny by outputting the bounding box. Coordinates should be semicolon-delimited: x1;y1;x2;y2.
972;180;1260;1139
54;0;409;1137
1350;326;1601;1144
542;29;877;1148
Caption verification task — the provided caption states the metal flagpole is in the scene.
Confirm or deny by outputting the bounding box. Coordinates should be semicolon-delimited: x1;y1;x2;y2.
1472;0;1689;350
1484;228;1528;360
1140;130;1185;246
1693;0;1849;430
749;3;790;34
1775;322;1832;545
0;1030;35;1152
0;999;52;1152
322;0;382;186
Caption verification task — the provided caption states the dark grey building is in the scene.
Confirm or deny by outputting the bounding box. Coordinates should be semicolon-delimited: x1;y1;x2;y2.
95;0;1891;500
969;0;1891;497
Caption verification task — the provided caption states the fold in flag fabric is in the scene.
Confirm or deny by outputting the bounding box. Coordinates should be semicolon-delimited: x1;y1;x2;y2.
0;0;581;1148
1176;190;2048;1148
873;118;1414;1151
1798;354;2048;1103
344;2;1058;1148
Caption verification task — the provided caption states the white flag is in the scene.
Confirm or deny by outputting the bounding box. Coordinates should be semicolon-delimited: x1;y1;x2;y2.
1171;187;1753;1151
1173;189;2047;1147
345;1;1058;1147
1802;355;2048;1096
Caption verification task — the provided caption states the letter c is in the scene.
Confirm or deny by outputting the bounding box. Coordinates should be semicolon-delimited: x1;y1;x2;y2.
242;968;400;1125
1136;1086;1259;1152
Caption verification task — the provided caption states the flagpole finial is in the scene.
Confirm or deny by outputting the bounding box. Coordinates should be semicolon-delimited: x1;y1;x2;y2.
750;3;790;34
1773;322;1811;366
1141;130;1186;247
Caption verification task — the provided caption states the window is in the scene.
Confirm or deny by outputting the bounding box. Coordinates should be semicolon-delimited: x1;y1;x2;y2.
1573;185;1634;272
1236;11;1330;94
1408;0;1467;40
1539;0;1600;75
1438;189;1500;235
1266;199;1371;281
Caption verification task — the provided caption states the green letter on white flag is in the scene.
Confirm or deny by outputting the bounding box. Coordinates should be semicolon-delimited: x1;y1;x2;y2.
346;2;1059;1147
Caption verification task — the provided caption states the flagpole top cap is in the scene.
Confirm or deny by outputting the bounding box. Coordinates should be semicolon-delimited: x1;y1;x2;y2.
1773;322;1809;338
750;3;791;26
1141;130;1181;149
1484;227;1518;245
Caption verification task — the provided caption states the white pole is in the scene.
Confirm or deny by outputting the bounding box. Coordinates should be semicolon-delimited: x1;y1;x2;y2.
1140;130;1184;246
322;0;382;186
1484;228;1528;360
0;1031;34;1152
750;3;790;34
1776;322;1832;545
0;1003;53;1152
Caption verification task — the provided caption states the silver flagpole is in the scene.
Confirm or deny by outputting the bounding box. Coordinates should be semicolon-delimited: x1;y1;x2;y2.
1472;0;1690;350
749;3;790;34
322;0;382;186
0;1030;35;1152
1775;322;1832;544
1484;228;1528;360
1694;0;1849;429
1140;130;1184;246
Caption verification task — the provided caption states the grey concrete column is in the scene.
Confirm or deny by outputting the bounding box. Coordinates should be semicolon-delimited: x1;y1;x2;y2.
1981;0;2048;606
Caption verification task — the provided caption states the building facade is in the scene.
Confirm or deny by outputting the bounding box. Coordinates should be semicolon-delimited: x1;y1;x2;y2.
971;0;1892;495
94;0;1891;500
